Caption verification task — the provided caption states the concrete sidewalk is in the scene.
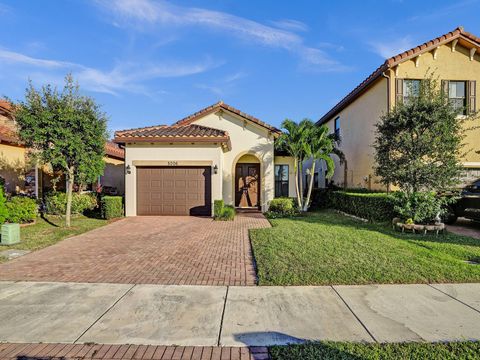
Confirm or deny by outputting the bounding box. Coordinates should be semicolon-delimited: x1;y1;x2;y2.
1;281;480;346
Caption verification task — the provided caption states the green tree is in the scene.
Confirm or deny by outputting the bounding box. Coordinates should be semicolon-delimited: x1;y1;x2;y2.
374;76;475;194
276;119;310;209
303;124;341;211
276;119;341;211
14;75;108;226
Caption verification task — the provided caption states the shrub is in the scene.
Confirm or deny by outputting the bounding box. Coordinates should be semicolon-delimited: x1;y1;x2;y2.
101;196;124;219
0;186;8;224
329;191;395;222
213;200;236;221
214;200;224;218
218;205;236;221
392;191;452;224
5;196;38;223
310;189;333;210
267;197;299;218
45;192;98;215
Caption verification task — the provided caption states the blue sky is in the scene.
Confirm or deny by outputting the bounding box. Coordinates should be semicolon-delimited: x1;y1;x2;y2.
1;0;479;136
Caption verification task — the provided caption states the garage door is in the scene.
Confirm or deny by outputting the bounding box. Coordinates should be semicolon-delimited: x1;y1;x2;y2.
136;166;211;216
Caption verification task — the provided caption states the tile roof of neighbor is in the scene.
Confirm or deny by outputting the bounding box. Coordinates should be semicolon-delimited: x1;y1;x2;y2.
317;27;480;125
0;124;19;144
114;101;281;143
0;99;12;112
114;123;229;143
104;141;125;159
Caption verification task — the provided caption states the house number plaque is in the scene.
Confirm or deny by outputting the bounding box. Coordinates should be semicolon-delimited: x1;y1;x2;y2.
167;161;178;166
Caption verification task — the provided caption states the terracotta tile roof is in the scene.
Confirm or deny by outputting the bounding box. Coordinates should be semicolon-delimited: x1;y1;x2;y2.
174;101;282;134
0;124;20;144
317;27;480;125
104;141;124;159
0;99;12;112
114;123;230;144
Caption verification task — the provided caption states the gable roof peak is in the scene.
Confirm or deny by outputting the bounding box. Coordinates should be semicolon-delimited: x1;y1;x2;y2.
317;26;480;125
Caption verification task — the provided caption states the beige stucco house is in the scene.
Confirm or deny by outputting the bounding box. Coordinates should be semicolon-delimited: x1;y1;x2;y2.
114;102;296;216
312;27;480;190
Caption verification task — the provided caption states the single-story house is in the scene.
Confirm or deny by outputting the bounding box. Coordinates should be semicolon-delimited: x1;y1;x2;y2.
308;26;480;190
0;99;125;196
114;101;296;216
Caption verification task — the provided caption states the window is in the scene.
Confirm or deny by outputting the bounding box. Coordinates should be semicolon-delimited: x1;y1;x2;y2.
403;79;421;104
334;117;340;138
274;165;289;197
448;81;467;115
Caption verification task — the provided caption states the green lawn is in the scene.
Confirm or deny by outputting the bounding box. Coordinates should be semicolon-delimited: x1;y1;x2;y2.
269;341;480;360
0;215;111;262
250;210;480;285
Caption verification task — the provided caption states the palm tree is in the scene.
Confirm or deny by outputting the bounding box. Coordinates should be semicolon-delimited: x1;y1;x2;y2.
303;124;338;211
276;119;310;209
276;119;343;212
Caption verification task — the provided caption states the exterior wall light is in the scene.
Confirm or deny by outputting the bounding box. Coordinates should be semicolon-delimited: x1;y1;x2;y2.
213;165;218;174
126;165;131;174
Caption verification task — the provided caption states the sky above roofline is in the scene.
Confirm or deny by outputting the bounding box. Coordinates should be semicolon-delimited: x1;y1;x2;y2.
0;0;479;136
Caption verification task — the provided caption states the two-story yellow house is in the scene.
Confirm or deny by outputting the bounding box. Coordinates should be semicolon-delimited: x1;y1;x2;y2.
314;27;480;190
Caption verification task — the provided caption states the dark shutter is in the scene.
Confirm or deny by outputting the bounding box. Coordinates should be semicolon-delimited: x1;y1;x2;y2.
467;80;476;114
395;78;403;104
441;80;450;102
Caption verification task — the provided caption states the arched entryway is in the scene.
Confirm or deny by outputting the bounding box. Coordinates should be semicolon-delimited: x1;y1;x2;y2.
234;154;261;209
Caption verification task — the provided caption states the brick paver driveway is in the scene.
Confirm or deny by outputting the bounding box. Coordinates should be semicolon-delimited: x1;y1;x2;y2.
0;213;270;286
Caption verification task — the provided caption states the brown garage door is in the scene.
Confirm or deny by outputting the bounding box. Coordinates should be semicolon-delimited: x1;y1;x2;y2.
136;166;211;216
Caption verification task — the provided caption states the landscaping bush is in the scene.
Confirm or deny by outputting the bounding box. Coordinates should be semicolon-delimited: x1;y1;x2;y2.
267;197;299;218
101;196;124;219
219;205;236;221
328;191;395;222
310;189;333;210
392;191;452;224
213;200;236;221
5;196;38;223
214;200;224;218
45;192;98;215
0;186;8;224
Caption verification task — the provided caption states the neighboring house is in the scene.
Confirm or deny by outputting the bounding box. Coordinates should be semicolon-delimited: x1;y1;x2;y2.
0;99;125;196
114;101;296;216
311;27;480;190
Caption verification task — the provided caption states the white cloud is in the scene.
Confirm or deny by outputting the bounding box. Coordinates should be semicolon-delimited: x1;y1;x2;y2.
270;19;308;32
0;47;218;95
369;36;415;59
96;0;347;72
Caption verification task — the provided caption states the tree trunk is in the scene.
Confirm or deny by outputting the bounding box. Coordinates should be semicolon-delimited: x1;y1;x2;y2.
293;158;302;209
299;160;304;203
303;161;316;212
65;167;74;227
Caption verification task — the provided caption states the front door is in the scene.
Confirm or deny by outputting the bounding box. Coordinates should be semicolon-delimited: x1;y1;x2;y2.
235;163;260;208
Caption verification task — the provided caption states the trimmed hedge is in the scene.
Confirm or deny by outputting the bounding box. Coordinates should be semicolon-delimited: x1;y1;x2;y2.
45;192;98;215
5;196;38;223
214;200;224;218
0;186;8;224
101;196;124;219
328;191;395;222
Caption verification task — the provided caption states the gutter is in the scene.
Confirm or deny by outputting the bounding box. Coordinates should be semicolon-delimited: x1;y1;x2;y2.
381;71;391;113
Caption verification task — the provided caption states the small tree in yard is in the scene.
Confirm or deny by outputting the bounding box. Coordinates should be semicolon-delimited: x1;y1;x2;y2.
14;75;108;227
374;75;477;221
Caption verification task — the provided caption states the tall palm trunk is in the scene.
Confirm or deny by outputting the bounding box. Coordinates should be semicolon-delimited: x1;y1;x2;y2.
293;157;302;209
303;161;316;212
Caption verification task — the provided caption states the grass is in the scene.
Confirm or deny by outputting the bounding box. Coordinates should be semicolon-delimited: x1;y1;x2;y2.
269;341;480;360
0;214;111;262
250;210;480;285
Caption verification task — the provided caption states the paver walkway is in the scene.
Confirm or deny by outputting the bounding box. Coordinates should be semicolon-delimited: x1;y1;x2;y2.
447;217;480;240
0;213;270;286
0;343;269;360
1;281;480;347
